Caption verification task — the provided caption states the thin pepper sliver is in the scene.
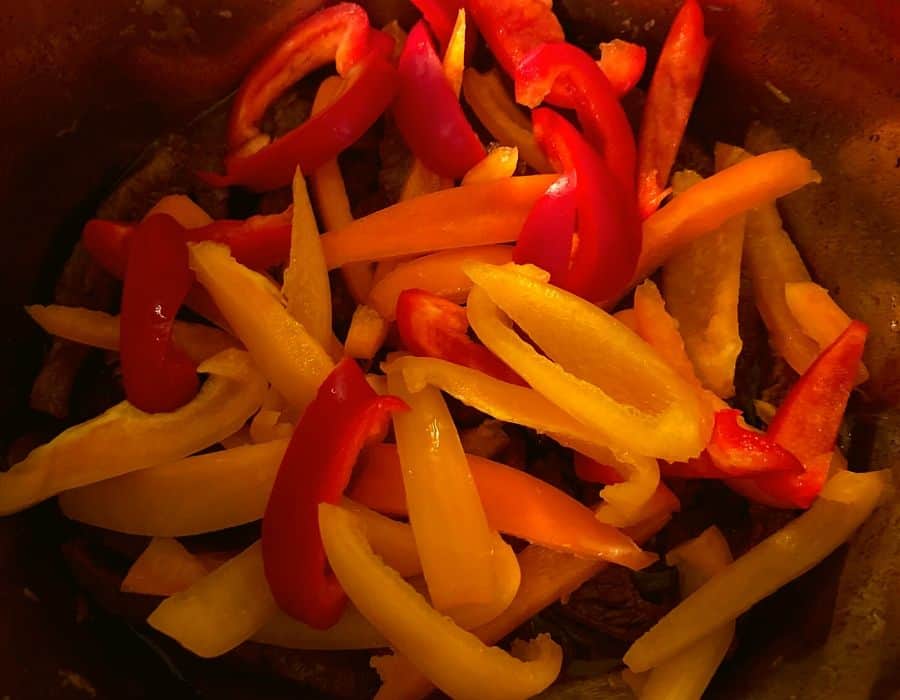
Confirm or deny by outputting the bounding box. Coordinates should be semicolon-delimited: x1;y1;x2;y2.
462;147;519;186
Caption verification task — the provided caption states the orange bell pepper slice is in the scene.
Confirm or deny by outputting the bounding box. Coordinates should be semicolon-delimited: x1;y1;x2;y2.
121;537;216;597
461;147;519;185
320;175;555;268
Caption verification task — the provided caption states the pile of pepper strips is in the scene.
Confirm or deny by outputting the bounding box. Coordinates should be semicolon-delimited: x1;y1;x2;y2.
7;0;889;697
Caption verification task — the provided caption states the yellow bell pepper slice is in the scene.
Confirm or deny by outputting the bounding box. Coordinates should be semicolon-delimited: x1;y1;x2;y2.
319;502;562;700
465;263;711;462
462;68;552;173
442;9;467;97
189;242;333;411
1;349;265;516
25;304;236;365
624;469;889;673
145;193;213;228
660;155;746;399
248;409;293;443
121;537;214;597
462;147;519;186
282;169;333;350
636;149;821;284
386;370;520;627
320;175;555;268
367;245;514;320
637;527;734;700
344;304;390;360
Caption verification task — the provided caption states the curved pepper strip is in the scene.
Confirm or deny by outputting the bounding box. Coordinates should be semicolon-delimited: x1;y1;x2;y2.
529;108;641;302
512;174;577;284
394;22;485;179
25;305;235;365
462;68;552;173
625;469;889;673
189;242;333;411
386;369;520;628
320;502;562;700
351;443;655;568
462;146;519;186
636;0;712;219
729;321;868;509
410;0;460;48
396;289;523;384
465;262;711;462
598;39;646;97
320;174;555;267
516;43;637;196
367;246;514;320
0;349;265;516
263;358;408;629
120;214;199;412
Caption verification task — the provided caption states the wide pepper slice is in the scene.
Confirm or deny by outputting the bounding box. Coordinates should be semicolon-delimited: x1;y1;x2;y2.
262;358;407;629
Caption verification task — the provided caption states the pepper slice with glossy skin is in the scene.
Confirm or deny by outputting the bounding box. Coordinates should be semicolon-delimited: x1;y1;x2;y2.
395;288;522;384
512;174;577;284
598;39;646;97
262;358;407;629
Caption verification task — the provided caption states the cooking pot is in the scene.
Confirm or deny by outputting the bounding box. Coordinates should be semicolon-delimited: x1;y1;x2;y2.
0;1;897;698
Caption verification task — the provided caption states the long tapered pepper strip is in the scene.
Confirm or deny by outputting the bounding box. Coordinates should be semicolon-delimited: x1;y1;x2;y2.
386;370;520;627
320;175;555;267
25;305;235;365
1;349;265;516
634;149;821;287
462;69;552;173
319;504;560;700
310;75;374;303
351;443;655;568
121;538;215;597
661;164;745;399
120;215;199;412
374;513;668;700
466;263;711;461
189;242;333;411
367;246;514;320
344;305;390;360
730;321;868;509
442;9;466;97
282;169;333;349
263;358;408;629
639;527;734;700
625;469;889;673
396;289;523;384
512;174;577;284
462;147;519;185
598;40;646;97
636;0;712;219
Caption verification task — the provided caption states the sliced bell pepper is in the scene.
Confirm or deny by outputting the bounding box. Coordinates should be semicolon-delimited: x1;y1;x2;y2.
344;305;390;360
25;305;235;365
400;159;454;201
462;146;519;185
121;537;216;597
639;527;734;700
598;39;646;97
729;321;868;509
249;410;294;444
351;443;655;568
441;8;467;97
516;43;637;195
120;214;198;413
636;0;712;219
366;245;514;320
1;349;265;516
462;68;553;173
394;22;485;179
385;369;520;627
203;4;397;191
625;469;889;673
319;502;561;699
262;358;407;629
144;193;214;228
410;0;461;48
512;174;577;284
189;242;333;411
525;108;641;301
319;174;555;267
661;164;745;399
282;169;333;349
465;263;711;462
396;288;523;384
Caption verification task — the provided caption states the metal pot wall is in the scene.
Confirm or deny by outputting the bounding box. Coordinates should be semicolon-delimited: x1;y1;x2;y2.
0;1;897;698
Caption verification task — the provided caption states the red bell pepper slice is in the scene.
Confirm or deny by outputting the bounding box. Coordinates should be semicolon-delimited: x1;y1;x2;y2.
598;39;647;97
261;358;408;629
574;453;625;485
120;215;198;413
201;4;398;191
516;42;637;196
526;108;641;302
512;174;576;283
395;288;523;384
394;22;486;179
636;0;712;219
729;321;868;509
411;0;462;48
